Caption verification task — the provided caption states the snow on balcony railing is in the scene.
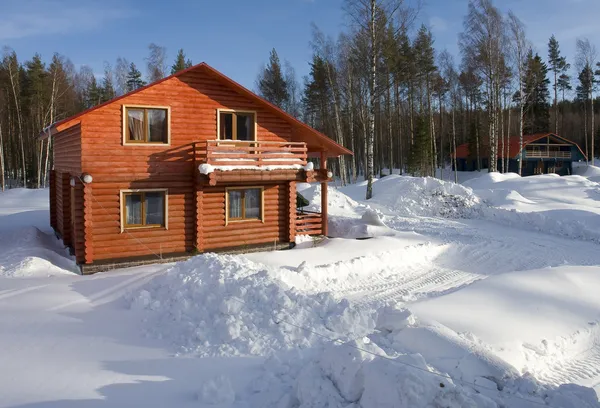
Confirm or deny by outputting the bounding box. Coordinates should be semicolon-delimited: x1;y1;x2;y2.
194;140;308;174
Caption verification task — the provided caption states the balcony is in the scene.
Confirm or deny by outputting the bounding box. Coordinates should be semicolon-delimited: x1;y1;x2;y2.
193;140;331;185
525;149;571;159
194;140;307;169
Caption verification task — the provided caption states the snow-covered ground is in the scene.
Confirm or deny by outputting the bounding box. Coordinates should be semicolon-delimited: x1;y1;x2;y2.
2;168;600;407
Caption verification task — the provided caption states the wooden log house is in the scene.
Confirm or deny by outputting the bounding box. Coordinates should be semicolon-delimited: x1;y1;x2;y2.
40;63;352;273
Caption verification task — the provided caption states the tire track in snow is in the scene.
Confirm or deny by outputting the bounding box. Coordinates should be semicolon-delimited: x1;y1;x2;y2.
0;284;48;302
535;327;600;388
47;267;165;312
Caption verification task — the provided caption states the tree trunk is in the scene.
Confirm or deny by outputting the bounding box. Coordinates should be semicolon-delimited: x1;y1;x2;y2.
366;0;376;200
0;122;5;191
348;70;357;183
591;91;595;165
554;69;559;134
452;96;458;183
8;61;26;187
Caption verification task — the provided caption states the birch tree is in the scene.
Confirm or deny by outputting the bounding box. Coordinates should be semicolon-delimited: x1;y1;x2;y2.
507;11;530;175
460;0;506;173
576;38;597;165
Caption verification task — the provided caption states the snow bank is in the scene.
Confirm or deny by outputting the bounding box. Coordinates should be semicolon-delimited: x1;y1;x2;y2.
129;253;377;356
409;266;600;385
0;226;77;277
246;330;600;408
362;175;482;218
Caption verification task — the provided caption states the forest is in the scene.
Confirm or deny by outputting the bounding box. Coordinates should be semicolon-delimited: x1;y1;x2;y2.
0;0;598;198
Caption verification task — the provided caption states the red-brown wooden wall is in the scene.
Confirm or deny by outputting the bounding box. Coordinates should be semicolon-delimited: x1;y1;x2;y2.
51;69;296;264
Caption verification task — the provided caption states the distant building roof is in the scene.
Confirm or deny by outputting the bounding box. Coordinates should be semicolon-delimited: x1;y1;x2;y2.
453;133;586;160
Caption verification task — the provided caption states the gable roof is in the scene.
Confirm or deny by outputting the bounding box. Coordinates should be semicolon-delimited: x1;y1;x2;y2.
40;62;352;157
453;133;587;160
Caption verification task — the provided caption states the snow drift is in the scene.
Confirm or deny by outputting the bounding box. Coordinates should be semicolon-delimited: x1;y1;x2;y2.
129;253;377;356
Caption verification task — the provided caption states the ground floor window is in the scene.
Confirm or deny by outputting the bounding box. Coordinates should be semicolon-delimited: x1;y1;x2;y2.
121;190;167;230
226;187;263;223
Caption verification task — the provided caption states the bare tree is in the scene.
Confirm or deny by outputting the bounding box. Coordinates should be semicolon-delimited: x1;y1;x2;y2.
115;57;130;95
576;38;597;165
344;0;418;198
440;50;459;183
460;0;506;173
507;10;530;176
310;24;349;185
146;43;167;83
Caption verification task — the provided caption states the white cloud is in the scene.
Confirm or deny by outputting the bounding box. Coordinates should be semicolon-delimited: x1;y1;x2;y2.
0;1;129;40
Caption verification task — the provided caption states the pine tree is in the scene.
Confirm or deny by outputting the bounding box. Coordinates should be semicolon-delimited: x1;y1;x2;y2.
85;76;103;108
257;48;289;108
548;35;569;133
523;52;550;134
126;62;145;92
101;63;116;102
408;117;432;176
171;49;193;74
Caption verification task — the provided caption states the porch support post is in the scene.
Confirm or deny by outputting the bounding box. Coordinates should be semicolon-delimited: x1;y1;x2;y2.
288;181;297;243
194;174;204;253
82;182;94;265
320;151;328;237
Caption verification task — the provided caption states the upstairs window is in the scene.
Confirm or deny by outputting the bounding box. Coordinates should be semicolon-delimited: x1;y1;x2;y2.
125;106;169;144
226;187;263;223
219;111;255;141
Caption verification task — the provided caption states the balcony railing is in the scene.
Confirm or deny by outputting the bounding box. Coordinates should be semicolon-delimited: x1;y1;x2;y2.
296;210;323;236
525;150;571;159
194;140;307;169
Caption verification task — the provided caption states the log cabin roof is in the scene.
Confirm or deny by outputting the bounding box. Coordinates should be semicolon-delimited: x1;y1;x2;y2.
453;133;587;160
40;62;352;158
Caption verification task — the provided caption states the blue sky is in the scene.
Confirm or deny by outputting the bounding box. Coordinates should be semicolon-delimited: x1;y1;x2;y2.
2;0;600;91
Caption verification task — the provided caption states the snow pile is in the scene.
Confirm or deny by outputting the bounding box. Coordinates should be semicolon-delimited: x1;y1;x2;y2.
196;375;235;405
198;163;214;175
129;253;377;356
0;226;76;277
246;329;599;408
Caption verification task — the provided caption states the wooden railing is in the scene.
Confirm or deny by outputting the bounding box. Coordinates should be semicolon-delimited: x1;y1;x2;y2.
194;140;308;168
296;210;322;236
525;150;571;159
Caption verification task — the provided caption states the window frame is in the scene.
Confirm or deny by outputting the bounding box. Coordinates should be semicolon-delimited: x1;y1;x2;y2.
119;189;168;232
122;105;171;146
216;109;257;141
225;186;264;225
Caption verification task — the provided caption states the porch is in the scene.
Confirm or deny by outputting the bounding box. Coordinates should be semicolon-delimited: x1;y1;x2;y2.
295;210;323;236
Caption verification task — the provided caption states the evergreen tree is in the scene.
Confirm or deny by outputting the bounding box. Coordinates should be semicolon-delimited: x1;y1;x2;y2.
257;48;289;108
523;52;550;134
548;35;569;133
125;62;145;92
171;49;193;74
85;76;103;108
101;63;116;102
302;55;330;129
408;117;432;176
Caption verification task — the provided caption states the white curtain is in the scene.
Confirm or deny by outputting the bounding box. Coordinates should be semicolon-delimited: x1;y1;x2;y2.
145;192;164;225
128;110;144;141
229;190;242;218
126;194;142;225
245;189;260;219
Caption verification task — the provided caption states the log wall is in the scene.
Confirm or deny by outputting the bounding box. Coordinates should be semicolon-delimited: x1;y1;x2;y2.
76;69;295;264
201;182;289;251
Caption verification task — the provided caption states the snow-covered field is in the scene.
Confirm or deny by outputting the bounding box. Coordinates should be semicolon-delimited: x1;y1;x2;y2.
2;169;600;407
